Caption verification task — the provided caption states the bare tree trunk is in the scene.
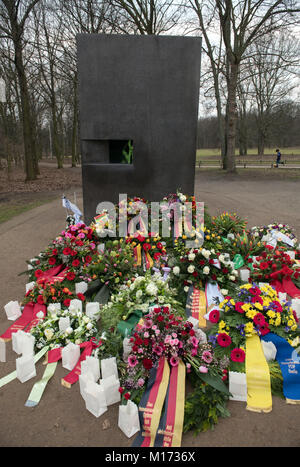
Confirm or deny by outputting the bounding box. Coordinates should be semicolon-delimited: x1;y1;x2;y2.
14;43;38;181
225;61;238;172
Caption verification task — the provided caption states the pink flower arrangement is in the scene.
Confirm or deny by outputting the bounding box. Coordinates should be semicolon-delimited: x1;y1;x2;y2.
120;305;227;398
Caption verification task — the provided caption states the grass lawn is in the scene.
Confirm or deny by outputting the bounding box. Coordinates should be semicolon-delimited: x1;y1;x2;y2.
196;147;300;158
0;196;57;224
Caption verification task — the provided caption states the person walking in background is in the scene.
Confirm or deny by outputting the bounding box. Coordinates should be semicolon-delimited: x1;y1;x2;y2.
274;148;284;168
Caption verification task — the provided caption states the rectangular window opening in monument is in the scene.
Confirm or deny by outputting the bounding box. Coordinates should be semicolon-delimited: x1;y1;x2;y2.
109;140;133;164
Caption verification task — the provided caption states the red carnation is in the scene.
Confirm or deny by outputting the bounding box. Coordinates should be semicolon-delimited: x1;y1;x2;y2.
72;259;80;267
63;298;71;307
142;358;153;370
77;293;86;301
34;269;44;278
48;257;56;265
124;392;131;400
230;348;245;363
209;309;220;324
217;333;232;347
37;295;45;305
63;247;72;256
66;271;76;281
118;387;124;394
85;255;92;263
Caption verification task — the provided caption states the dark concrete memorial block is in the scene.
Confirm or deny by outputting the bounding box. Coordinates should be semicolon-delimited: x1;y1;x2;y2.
77;34;201;224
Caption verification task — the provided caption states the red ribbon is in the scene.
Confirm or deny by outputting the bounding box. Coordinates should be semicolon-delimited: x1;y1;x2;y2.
270;277;300;298
0;304;35;342
47;339;101;388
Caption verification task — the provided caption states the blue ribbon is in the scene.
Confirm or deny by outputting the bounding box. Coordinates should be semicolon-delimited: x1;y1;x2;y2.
261;333;300;402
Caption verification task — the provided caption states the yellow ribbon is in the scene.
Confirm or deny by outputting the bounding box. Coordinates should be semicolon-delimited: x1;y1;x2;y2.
134;244;142;267
245;335;272;413
172;359;186;447
190;288;207;328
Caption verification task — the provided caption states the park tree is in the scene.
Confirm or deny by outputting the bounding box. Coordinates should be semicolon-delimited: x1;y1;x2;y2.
189;0;300;172
246;32;300;155
0;0;42;181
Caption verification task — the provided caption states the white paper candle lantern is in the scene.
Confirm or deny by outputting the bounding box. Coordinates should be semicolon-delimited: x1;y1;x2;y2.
239;269;250;282
291;299;300;320
123;337;133;362
25;282;36;293
20;333;35;356
100;375;120;406
286;251;295;260
0;340;6;362
229;371;247;402
4;301;22;321
84;380;107;417
62;342;80;371
16;354;36;383
118;400;140;438
261;340;277;361
81;356;100;382
79;372;95;401
59;316;70;333
75;281;88;295
85;302;100;320
12;330;26;354
100;357;118;380
69;299;82;314
278;292;287;303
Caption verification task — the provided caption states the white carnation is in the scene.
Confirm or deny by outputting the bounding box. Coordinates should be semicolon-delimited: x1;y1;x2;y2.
187;265;195;273
172;266;180;275
203;266;210;275
146;283;158;296
188;253;195;261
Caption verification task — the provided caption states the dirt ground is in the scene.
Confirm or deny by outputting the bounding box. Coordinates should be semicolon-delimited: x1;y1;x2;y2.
0;164;300;448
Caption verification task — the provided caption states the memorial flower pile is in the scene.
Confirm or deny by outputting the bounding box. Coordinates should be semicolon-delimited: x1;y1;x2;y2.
30;302;98;351
251;246;300;283
2;190;300;442
208;283;299;367
211;211;247;237
171;245;239;293
251;223;298;247
119;304;228;402
83;239;137;292
100;271;185;331
26;223;99;282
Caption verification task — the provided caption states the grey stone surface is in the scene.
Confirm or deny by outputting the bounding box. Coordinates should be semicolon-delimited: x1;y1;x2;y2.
77;34;201;224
